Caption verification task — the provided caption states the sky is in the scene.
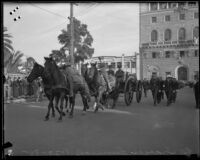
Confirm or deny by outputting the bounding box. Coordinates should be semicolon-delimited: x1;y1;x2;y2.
3;2;139;65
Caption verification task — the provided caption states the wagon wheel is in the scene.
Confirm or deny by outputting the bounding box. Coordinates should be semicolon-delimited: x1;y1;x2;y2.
136;80;142;103
124;79;134;106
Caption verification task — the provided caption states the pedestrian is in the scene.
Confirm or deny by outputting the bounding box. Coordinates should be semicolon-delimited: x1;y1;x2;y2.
16;77;21;98
142;78;149;97
194;74;199;109
36;79;43;102
13;77;18;98
32;79;39;99
7;76;12;102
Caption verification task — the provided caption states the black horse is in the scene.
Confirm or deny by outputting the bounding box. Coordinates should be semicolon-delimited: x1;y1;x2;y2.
27;62;72;120
44;57;90;119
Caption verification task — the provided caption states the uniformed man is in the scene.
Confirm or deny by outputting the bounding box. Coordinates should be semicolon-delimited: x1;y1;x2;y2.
165;74;173;106
171;77;178;103
115;64;124;89
194;73;199;109
107;65;115;76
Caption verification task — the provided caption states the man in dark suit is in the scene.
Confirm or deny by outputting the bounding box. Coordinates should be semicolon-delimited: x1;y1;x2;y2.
107;65;115;76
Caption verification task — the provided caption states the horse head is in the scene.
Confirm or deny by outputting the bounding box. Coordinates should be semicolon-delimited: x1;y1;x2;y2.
27;62;44;83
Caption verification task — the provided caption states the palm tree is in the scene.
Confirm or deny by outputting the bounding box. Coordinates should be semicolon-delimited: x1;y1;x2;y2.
6;50;24;73
4;27;14;65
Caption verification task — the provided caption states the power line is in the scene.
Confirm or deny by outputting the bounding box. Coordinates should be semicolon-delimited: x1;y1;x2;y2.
40;21;67;35
29;3;67;20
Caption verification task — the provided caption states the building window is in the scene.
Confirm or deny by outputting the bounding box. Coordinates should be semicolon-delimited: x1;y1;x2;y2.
165;15;171;22
194;50;199;57
179;13;185;20
164;29;172;41
166;72;171;76
193;26;199;39
165;51;171;58
188;2;197;7
179;28;186;40
160;3;167;9
151;30;158;42
150;3;158;11
143;53;147;58
117;62;122;67
194;12;199;19
180;51;185;57
178;2;186;8
152;52;157;58
152;17;157;23
131;62;136;68
168;3;177;8
111;62;115;68
124;62;130;68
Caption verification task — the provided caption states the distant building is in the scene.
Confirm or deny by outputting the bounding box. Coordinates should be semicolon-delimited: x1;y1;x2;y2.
140;2;199;80
83;55;137;74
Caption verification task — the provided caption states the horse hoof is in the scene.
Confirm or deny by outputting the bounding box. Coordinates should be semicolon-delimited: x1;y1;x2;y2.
62;112;66;116
44;117;49;121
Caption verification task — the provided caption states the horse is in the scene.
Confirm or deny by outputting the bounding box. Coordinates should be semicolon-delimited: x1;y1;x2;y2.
27;62;69;120
150;77;163;106
82;62;118;111
44;57;90;119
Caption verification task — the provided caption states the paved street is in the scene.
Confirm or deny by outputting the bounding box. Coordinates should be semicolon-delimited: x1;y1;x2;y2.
4;87;199;156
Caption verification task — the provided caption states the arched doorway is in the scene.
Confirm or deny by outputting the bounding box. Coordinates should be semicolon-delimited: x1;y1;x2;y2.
177;66;188;80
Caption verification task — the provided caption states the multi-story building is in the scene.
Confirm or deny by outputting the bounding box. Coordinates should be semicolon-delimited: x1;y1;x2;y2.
139;2;199;81
83;54;137;74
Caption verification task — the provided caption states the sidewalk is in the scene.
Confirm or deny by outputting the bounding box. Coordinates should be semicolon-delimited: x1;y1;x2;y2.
4;96;48;104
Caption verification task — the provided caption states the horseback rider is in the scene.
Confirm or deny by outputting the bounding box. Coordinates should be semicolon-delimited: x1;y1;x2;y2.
98;62;112;93
115;63;125;89
59;63;74;98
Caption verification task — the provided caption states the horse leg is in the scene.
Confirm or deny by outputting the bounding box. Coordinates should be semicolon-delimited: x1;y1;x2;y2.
65;95;69;113
59;93;65;121
54;95;62;121
69;95;75;118
112;92;119;109
45;98;53;121
81;95;87;115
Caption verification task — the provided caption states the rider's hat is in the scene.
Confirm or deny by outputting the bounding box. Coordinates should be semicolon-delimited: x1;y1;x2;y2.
117;63;122;68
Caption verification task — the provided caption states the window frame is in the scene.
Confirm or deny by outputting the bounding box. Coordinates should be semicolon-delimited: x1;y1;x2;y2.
179;13;185;20
165;51;171;58
178;28;186;41
164;29;172;41
165;15;171;22
151;30;158;42
151;16;157;23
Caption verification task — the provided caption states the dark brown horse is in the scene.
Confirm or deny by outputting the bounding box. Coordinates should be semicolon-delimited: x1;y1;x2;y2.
44;57;90;119
27;62;72;120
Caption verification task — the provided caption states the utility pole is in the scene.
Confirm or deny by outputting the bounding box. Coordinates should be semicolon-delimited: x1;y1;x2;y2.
70;3;74;66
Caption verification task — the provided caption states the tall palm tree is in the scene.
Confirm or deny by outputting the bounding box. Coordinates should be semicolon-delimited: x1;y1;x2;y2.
6;50;24;73
4;27;14;65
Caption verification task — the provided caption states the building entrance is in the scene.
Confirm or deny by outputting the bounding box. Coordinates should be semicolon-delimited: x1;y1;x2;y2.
178;66;188;80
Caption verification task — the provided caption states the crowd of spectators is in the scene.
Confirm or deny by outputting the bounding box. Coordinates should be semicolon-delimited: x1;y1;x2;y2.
4;76;44;103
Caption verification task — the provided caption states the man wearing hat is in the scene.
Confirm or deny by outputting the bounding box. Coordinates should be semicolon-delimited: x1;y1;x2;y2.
165;74;173;106
107;65;115;76
115;63;125;89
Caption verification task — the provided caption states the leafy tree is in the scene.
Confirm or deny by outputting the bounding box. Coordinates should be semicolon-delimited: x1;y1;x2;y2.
4;27;14;65
51;18;94;64
6;50;24;73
